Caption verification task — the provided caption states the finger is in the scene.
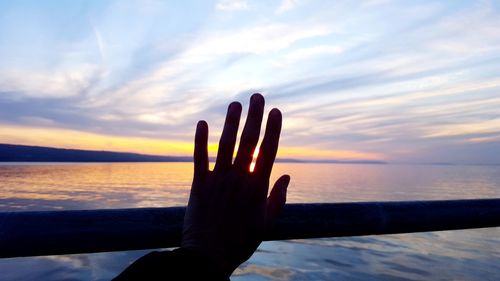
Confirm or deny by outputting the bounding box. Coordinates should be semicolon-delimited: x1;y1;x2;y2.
255;108;282;180
214;102;242;173
193;120;209;182
234;93;265;172
266;175;290;228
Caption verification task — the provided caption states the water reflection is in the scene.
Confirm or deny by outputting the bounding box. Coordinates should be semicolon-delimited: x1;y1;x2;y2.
0;163;194;211
271;163;500;203
0;163;499;280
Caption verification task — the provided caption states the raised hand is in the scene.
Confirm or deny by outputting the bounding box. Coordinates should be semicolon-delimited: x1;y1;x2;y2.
181;93;290;277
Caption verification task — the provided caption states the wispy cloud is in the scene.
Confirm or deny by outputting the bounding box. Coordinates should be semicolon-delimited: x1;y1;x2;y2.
216;0;248;11
276;0;300;14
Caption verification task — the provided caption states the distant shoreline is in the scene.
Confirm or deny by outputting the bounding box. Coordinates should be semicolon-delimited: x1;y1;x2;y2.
2;143;500;166
0;143;386;164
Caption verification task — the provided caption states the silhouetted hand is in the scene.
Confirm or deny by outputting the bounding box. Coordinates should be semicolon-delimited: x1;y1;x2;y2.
181;94;290;277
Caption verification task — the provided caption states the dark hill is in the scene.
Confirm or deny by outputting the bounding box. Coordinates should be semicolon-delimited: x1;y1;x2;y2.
0;143;191;162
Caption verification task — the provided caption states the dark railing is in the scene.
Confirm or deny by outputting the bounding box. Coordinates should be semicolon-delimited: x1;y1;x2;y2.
1;198;499;259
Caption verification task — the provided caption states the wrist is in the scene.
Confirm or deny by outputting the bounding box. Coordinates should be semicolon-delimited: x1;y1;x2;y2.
179;245;234;277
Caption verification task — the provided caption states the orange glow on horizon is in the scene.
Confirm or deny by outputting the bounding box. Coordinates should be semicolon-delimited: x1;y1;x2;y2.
0;124;383;161
0;124;198;156
278;146;383;161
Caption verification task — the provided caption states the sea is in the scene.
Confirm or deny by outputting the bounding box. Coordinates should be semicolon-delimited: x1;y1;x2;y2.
0;162;499;280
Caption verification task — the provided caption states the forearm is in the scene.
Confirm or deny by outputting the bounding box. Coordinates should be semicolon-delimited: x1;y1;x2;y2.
113;248;230;281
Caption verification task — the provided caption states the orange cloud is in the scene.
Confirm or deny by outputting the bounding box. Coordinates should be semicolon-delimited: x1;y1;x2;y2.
0;124;199;156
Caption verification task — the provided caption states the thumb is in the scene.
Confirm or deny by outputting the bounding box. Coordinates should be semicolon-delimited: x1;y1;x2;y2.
265;174;290;228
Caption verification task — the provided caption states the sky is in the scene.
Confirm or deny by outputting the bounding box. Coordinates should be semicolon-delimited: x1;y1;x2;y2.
0;0;500;164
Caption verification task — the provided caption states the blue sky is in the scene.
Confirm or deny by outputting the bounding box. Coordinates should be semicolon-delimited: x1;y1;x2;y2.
1;0;500;164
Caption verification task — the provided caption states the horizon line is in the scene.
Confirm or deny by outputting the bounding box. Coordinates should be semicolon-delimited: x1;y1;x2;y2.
1;143;500;166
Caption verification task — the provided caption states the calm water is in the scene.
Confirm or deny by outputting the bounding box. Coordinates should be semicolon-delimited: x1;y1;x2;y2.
0;163;499;280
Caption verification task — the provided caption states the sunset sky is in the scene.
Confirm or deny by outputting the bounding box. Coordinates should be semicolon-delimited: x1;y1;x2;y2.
1;0;500;164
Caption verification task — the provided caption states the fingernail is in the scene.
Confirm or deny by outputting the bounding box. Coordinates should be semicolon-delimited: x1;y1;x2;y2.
282;176;290;196
270;108;281;117
283;175;290;188
228;102;241;113
197;120;207;129
251;93;264;104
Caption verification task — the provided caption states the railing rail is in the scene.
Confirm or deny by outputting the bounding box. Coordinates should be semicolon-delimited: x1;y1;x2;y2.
1;198;499;259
